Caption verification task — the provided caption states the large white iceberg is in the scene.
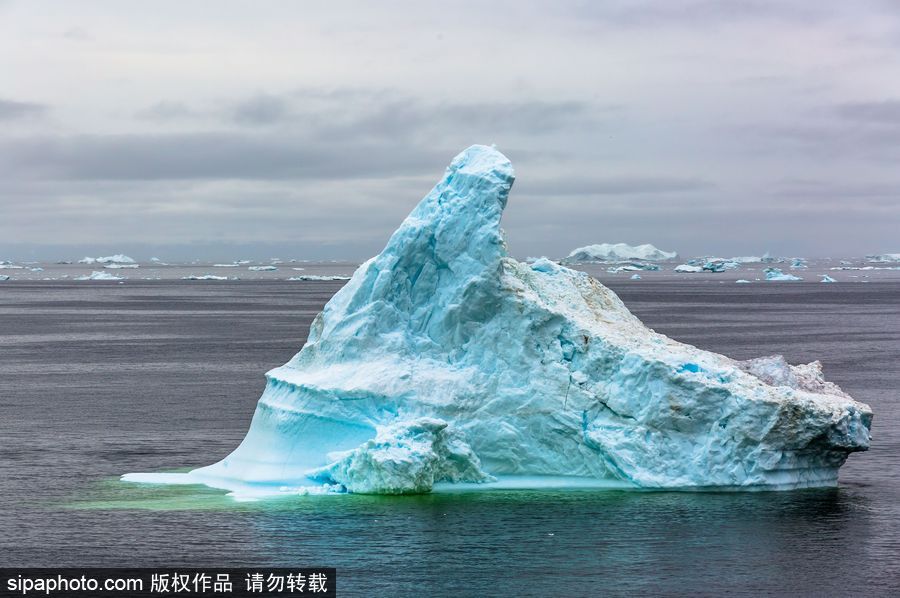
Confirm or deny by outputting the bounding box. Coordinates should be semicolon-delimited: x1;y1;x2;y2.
124;145;871;497
563;243;676;263
79;254;136;264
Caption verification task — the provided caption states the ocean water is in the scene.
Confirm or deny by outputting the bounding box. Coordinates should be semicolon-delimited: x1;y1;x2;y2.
0;280;898;596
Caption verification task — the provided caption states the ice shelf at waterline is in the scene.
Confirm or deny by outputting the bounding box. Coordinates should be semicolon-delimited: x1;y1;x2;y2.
123;145;872;496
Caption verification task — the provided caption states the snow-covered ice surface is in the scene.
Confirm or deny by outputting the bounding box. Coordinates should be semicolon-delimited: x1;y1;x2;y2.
563;243;676;263
123;145;871;497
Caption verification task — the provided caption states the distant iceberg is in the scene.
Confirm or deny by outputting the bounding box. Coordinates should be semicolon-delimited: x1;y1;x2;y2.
674;264;703;273
248;265;278;271
562;243;676;263
790;258;808;269
104;263;139;269
606;263;660;274
79;254;135;264
866;253;900;263
682;257;741;272
76;271;124;281
287;275;351;281
765;268;802;282
182;274;230;281
125;145;870;497
821;275;837;283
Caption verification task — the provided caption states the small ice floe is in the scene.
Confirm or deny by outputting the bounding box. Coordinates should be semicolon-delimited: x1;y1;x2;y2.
607;263;660;274
630;274;642;280
0;261;23;269
292;267;306;271
182;274;230;281
213;263;241;268
75;271;124;281
0;274;10;281
821;274;837;283
674;264;703;273
287;275;351;281
29;267;44;272
735;279;752;284
248;265;278;271
764;268;802;281
104;263;139;269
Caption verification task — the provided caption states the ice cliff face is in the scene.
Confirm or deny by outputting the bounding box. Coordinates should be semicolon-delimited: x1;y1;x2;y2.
124;145;872;496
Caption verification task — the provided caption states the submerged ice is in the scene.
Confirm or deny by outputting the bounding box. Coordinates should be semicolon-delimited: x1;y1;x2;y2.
124;145;872;496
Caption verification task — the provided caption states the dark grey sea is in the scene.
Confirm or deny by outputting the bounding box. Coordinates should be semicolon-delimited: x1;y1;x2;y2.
1;280;898;596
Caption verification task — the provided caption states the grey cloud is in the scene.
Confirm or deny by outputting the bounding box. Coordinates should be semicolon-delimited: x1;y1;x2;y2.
836;100;900;124
569;0;834;27
231;94;292;126
0;132;450;181
135;101;198;121
519;175;714;196
61;27;91;41
0;98;47;120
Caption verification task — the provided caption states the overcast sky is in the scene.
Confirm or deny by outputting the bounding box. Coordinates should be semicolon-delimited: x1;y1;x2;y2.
2;0;899;261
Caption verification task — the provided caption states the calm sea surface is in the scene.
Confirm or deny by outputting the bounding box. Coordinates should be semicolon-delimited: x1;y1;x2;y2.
1;280;898;596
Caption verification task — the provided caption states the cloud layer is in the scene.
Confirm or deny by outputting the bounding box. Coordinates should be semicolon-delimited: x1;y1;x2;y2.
1;0;899;260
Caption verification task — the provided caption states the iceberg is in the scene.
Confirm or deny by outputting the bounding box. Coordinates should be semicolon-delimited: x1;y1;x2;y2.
674;264;703;273
562;243;676;263
821;275;837;283
124;145;871;497
80;254;136;264
0;274;9;281
606;263;660;274
248;265;278;271
790;258;808;269
866;253;900;263
765;268;802;282
735;279;752;284
630;274;641;280
182;274;230;281
287;275;352;281
76;271;124;281
684;257;740;272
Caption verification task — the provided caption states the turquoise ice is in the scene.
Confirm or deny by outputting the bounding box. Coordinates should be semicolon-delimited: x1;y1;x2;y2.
124;145;871;497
